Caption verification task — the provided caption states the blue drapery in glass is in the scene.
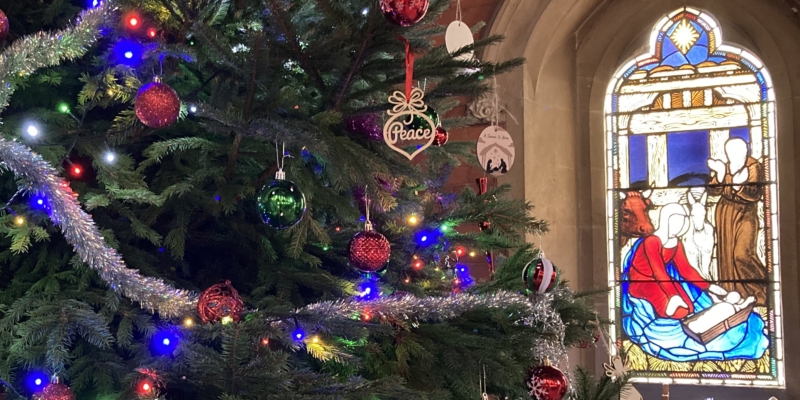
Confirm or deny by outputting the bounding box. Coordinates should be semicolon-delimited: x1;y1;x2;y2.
621;238;769;362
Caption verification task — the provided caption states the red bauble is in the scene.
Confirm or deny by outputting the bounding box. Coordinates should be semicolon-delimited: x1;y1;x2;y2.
33;384;75;400
197;281;245;324
577;329;601;349
135;81;181;129
527;364;568;400
433;126;448;146
522;257;559;294
379;0;429;27
0;9;8;41
348;230;391;273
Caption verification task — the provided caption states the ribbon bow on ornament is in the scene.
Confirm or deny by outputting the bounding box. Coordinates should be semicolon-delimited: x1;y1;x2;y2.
388;88;428;120
383;87;437;160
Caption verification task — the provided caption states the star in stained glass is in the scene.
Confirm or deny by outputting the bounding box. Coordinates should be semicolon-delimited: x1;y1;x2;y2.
670;19;700;54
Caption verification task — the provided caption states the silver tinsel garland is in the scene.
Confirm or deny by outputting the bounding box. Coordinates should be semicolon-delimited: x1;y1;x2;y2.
0;0;197;318
0;3;573;361
298;289;568;363
0;2;117;110
0;138;198;317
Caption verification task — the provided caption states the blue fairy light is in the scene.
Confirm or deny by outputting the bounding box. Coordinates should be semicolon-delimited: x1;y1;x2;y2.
113;39;144;67
455;264;474;288
415;229;440;246
152;331;179;355
30;194;49;212
356;280;380;301
26;371;49;392
292;328;305;341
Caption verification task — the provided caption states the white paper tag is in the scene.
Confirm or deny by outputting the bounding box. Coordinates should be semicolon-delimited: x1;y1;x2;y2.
445;21;475;61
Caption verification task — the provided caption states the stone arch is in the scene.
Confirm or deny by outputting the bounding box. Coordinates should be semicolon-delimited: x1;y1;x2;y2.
483;0;800;397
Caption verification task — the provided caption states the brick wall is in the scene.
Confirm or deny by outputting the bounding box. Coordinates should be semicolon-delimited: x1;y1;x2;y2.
436;0;504;281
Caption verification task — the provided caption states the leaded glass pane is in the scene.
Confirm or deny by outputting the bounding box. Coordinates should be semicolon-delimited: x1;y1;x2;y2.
604;7;784;388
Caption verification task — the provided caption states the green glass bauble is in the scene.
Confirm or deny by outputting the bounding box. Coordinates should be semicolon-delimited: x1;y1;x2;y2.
257;179;306;229
407;107;440;131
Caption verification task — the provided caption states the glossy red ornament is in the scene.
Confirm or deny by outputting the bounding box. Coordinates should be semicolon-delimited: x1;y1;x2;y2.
433;126;448;146
348;229;391;273
0;9;8;41
33;383;75;400
135;81;181;129
379;0;429;27
522;257;559;294
527;363;568;400
197;281;245;324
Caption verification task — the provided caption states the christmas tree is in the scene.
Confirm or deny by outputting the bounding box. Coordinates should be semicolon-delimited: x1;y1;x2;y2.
0;0;616;399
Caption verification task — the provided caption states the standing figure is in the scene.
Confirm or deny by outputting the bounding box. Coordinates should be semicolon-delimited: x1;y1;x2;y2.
707;138;767;305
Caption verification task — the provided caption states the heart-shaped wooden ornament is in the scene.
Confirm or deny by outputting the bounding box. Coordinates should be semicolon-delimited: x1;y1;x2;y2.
383;88;437;160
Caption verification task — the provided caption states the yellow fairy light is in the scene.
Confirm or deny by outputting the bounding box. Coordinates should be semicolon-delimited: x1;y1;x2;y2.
407;215;419;225
221;315;233;325
183;317;194;327
14;216;25;226
469;251;477;257
311;336;320;344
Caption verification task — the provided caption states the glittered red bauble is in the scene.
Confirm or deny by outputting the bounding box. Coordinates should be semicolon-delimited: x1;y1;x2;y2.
379;0;429;27
527;364;568;400
348;230;391;273
0;9;8;41
135;81;181;129
197;280;245;324
33;383;76;400
433;126;448;146
522;257;559;294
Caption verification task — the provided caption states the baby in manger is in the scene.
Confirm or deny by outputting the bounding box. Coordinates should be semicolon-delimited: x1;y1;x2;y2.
621;203;768;361
682;290;756;344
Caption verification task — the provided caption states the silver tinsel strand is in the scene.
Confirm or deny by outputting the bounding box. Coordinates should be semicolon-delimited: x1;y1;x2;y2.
0;0;197;318
526;289;568;364
299;290;533;322
0;1;117;111
0;139;198;317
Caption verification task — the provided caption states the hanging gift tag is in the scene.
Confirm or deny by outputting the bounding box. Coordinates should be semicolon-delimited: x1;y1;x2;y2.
384;88;436;160
477;126;515;175
445;21;474;62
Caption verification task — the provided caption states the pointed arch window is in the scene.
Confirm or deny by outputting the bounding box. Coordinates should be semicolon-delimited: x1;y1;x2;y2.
604;7;783;387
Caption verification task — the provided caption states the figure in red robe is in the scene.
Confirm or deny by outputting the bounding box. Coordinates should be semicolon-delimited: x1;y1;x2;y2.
626;203;726;319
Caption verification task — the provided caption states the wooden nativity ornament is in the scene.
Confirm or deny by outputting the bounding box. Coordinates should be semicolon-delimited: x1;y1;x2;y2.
384;88;437;160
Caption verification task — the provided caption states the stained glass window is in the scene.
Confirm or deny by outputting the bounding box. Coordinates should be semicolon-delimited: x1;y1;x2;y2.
604;7;784;388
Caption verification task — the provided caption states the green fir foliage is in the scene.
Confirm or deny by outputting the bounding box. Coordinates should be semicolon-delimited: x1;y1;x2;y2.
0;0;607;399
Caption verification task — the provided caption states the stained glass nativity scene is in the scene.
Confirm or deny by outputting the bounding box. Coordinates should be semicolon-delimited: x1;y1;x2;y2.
604;7;784;387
